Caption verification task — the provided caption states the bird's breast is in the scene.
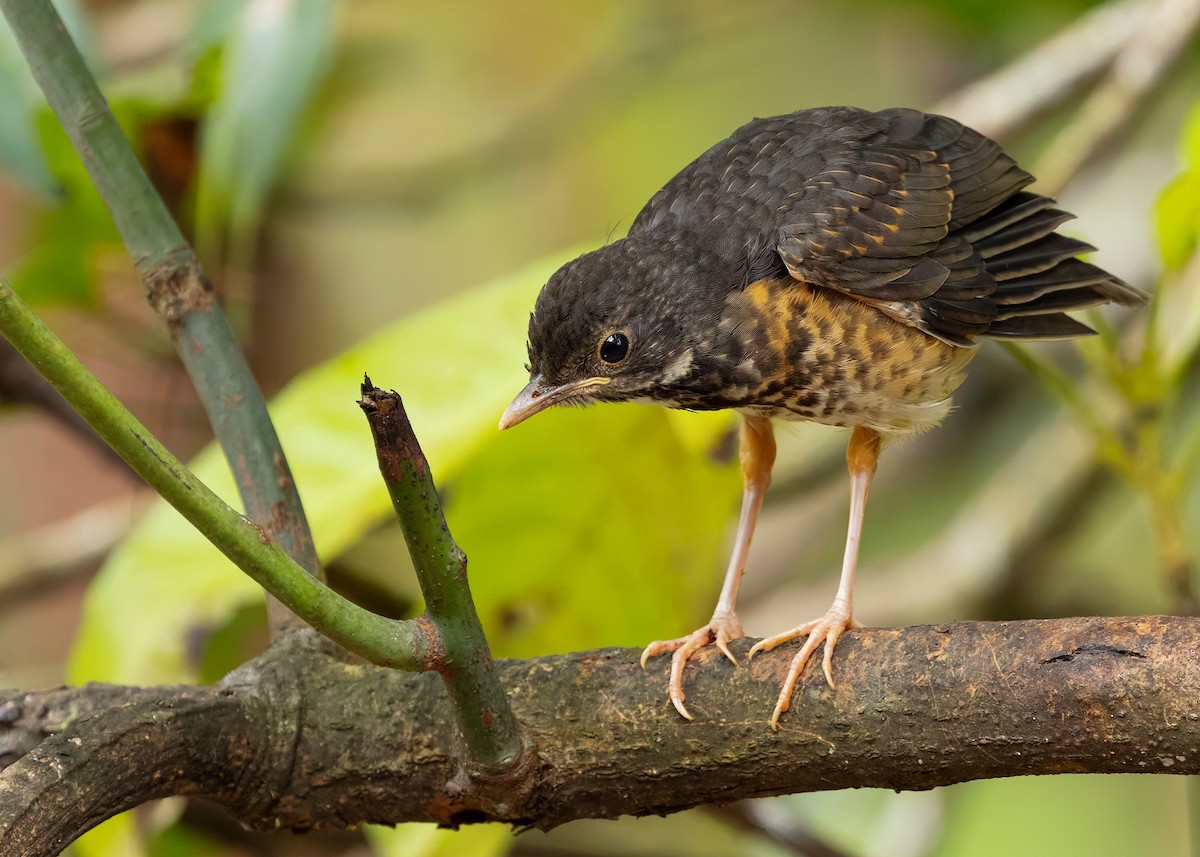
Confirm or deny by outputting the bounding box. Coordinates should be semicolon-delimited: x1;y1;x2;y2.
660;277;976;435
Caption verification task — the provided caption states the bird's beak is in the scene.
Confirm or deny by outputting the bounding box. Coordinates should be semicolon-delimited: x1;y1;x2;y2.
498;375;611;430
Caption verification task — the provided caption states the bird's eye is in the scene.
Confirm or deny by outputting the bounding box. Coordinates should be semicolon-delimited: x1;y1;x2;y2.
599;332;630;364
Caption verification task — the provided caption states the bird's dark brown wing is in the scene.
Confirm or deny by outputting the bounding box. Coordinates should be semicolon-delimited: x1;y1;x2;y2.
632;108;1017;296
631;107;1144;346
773;109;1030;301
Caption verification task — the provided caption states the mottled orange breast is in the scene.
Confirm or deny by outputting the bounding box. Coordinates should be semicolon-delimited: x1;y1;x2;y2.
722;277;976;434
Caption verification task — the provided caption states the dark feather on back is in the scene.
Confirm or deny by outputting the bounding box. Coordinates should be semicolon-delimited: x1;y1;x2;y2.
630;106;1147;346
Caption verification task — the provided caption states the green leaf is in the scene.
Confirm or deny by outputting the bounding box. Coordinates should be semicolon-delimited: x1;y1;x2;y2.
194;0;336;259
185;0;250;61
365;823;513;857
452;404;734;657
931;775;1185;856
73;812;143;857
68;252;564;684
3;6;175;308
148;822;225;857
1154;98;1200;272
196;600;268;684
6;108;128;306
7;95;158;307
6;200;95;304
1154;171;1200;273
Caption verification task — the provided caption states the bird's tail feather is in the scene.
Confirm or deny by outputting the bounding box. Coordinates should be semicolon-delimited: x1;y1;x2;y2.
968;191;1148;340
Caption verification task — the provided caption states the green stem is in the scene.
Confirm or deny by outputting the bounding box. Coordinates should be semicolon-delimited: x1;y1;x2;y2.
1005;338;1197;611
1172;397;1200;477
1147;473;1195;615
360;383;524;767
1000;342;1133;477
1135;416;1198;616
0;280;425;670
0;0;321;628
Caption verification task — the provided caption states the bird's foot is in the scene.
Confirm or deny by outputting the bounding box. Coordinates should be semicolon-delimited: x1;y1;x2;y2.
748;602;861;730
640;610;745;720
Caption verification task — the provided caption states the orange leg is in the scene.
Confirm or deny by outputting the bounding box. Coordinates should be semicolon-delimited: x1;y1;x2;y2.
749;425;881;730
640;414;776;719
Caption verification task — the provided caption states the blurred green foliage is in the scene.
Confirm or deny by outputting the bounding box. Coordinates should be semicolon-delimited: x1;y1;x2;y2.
1;0;336;309
452;405;734;657
192;0;337;266
0;0;1197;856
0;20;53;192
366;822;511;857
1156;99;1200;273
8;109;126;305
0;0;134;307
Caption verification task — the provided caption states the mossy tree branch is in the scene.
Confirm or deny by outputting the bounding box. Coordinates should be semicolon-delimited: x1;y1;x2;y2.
4;617;1200;855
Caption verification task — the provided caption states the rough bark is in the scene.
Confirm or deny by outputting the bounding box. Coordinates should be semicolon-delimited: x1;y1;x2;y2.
4;616;1200;855
0;684;165;767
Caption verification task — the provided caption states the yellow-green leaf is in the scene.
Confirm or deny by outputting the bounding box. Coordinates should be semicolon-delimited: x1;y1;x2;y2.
453;404;735;657
1154;98;1200;272
365;823;512;857
194;0;336;257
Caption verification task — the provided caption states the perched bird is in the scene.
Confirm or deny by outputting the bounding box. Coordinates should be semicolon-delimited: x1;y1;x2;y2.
498;106;1146;729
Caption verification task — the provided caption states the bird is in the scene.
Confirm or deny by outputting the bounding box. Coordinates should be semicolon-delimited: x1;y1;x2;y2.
497;106;1147;729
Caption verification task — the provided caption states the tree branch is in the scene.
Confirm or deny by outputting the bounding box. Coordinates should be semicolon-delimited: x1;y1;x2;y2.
4;616;1200;854
0;289;527;772
0;684;268;856
1033;0;1200;196
359;381;526;767
0;684;159;768
931;0;1157;140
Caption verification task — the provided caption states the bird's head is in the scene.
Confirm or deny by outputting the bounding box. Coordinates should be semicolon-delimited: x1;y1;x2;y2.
499;238;720;430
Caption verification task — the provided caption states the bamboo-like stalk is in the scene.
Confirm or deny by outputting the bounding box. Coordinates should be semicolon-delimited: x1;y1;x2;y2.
0;0;321;635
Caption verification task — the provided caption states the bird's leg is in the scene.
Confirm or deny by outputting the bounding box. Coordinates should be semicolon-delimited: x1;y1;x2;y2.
712;415;776;647
640;414;776;719
749;425;881;730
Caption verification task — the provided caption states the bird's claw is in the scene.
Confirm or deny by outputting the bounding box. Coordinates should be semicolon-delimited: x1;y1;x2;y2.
748;604;859;730
641;611;744;720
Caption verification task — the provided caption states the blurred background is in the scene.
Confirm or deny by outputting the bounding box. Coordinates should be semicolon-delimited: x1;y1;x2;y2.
1;0;1199;855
